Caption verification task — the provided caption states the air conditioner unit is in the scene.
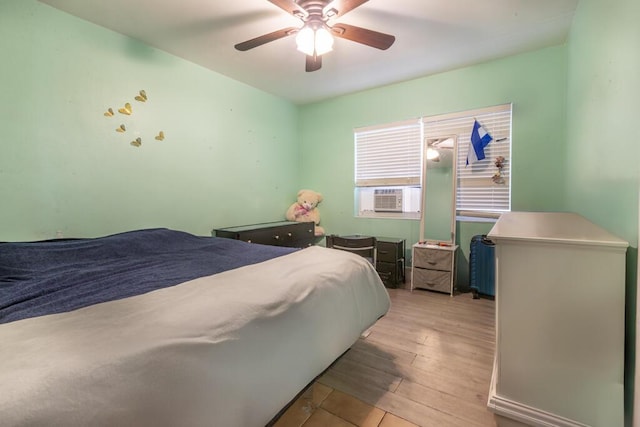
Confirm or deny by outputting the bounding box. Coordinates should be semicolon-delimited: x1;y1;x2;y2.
374;189;403;212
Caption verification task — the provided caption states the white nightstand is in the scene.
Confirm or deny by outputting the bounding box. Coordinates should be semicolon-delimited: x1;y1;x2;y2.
411;243;458;296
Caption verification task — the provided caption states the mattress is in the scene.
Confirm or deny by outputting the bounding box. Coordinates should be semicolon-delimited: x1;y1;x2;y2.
0;230;390;426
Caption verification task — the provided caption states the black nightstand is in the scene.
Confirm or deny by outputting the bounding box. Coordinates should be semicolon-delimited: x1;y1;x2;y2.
325;235;405;288
375;237;405;288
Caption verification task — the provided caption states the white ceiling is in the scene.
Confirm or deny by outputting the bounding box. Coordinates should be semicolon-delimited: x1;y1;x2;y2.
39;0;579;105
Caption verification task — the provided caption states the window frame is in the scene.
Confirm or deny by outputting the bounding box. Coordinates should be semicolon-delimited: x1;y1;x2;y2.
422;103;512;217
354;119;423;219
353;104;512;220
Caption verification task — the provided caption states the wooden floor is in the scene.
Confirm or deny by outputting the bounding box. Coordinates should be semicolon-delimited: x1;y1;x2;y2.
275;288;497;427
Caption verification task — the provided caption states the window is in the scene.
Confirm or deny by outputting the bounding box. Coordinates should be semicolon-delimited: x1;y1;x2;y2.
354;119;422;219
423;104;512;216
354;104;512;219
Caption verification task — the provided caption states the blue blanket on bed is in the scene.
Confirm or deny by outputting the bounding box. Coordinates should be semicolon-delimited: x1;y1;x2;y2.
0;228;298;324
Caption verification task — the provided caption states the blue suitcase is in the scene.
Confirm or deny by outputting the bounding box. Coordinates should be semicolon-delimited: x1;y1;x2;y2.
469;235;495;298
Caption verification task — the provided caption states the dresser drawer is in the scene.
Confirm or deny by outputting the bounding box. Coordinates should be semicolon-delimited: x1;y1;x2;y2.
280;223;314;246
413;247;453;271
412;268;451;293
237;228;285;245
214;221;314;248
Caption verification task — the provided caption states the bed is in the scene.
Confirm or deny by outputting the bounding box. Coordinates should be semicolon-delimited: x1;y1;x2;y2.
0;228;390;426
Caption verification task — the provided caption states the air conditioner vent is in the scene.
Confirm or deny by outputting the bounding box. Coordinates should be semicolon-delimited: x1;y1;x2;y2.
374;189;403;212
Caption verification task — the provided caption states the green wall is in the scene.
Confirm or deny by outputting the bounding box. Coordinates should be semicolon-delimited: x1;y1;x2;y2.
0;0;300;241
565;0;640;424
298;44;568;276
3;0;639;423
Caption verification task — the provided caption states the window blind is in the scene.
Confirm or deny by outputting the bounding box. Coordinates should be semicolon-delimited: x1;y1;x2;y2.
354;119;422;187
423;104;512;213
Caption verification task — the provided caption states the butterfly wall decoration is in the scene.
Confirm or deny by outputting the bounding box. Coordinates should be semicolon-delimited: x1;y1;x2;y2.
135;90;147;102
103;90;167;148
118;102;132;115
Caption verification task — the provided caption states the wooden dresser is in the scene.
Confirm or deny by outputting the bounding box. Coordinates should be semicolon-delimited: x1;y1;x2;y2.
411;243;457;295
487;212;628;427
213;221;315;248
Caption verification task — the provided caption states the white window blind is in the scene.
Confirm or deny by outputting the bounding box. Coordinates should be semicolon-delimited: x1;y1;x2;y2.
354;119;423;187
423;104;512;213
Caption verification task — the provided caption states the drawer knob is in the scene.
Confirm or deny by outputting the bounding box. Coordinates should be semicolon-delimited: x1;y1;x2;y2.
287;233;292;237
274;235;280;240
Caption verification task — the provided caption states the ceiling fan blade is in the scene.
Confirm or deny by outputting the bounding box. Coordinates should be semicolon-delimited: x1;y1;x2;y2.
234;27;298;51
267;0;308;18
331;23;395;50
306;55;322;72
323;0;369;19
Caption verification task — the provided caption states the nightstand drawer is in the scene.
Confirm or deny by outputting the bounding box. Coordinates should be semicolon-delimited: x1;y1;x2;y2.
413;247;453;271
376;260;403;288
377;241;403;263
413;268;451;293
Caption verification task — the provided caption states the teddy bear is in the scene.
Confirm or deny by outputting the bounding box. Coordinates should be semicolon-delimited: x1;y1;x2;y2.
285;189;325;236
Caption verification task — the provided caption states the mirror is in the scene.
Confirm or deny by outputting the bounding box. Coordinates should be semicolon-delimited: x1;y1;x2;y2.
419;136;457;243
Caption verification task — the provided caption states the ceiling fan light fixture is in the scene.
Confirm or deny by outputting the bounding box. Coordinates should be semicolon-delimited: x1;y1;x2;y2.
315;27;334;55
295;26;315;55
235;0;395;72
295;25;334;56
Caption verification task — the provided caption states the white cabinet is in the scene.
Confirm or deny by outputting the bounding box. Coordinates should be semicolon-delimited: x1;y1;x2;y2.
411;243;457;295
487;212;628;427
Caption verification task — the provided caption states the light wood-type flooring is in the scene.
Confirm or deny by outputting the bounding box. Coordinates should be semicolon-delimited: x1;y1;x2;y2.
275;288;497;427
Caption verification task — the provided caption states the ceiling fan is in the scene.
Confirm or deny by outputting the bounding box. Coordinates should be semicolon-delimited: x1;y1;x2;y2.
234;0;396;72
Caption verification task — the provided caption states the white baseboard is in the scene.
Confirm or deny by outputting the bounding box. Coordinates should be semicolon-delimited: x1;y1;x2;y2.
488;359;589;427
